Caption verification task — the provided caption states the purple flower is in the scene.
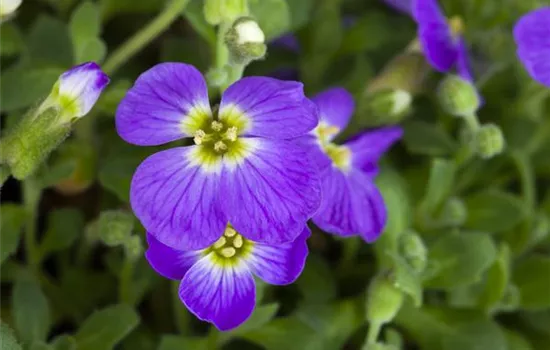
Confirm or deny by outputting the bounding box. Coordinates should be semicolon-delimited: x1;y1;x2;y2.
44;62;109;118
145;225;310;330
116;63;320;250
299;88;402;242
382;0;412;15
513;7;550;87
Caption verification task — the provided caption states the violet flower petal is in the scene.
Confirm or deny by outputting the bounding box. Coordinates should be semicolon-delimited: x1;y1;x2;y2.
116;63;211;146
513;7;550;87
311;87;355;138
219;77;318;139
413;0;458;72
179;255;255;331
247;226;310;285
382;0;413;15
145;233;201;280
130;147;226;250
220;138;321;245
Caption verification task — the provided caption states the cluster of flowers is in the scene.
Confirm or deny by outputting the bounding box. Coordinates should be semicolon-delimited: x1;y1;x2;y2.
31;0;550;332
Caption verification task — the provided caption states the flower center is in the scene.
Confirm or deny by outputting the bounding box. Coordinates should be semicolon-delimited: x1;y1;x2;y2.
193;120;239;155
208;225;253;263
324;143;352;171
448;16;464;38
315;122;340;144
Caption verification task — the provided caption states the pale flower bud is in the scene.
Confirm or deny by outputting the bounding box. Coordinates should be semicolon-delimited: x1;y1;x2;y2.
0;0;22;18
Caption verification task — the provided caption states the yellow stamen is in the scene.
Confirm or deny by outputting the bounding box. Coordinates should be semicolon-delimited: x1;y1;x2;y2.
213;237;226;249
233;235;243;248
193;129;206;145
220;247;236;258
214;141;227;152
449;16;464;36
225;127;238;141
225;227;237;237
211;121;224;131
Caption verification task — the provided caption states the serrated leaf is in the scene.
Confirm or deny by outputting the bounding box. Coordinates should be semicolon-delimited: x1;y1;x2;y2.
425;232;497;289
465;190;527;233
402;120;457;156
12;277;51;344
1;321;23;350
75;304;139;350
39;209;84;256
0;205;26;265
513;255;550;310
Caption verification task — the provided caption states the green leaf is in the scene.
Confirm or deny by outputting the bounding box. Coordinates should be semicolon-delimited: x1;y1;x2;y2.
296;254;336;304
388;254;423;307
100;0;164;21
0;23;24;57
77;38;107;63
36;159;77;190
249;0;291;40
27;15;73;67
182;0;216;48
464;190;527;233
339;12;392;56
419;158;456;215
12;277;51;344
441;320;507;350
96;79;132;115
75;304;139;350
158;335;209;350
504;330;534;350
1;321;23;350
241;316;316;350
286;0;314;31
425;232;497;289
402;120;457;156
0;67;63;112
477;243;510;311
39;209;84;256
228;303;279;336
49;335;77;350
513;255;550;310
69;2;101;47
0;204;26;265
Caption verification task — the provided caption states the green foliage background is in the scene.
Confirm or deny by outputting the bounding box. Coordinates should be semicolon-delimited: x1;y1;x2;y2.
1;0;550;349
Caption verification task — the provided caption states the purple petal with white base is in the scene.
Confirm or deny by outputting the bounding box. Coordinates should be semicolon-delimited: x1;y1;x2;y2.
219;77;318;139
513;7;550;87
312;87;355;135
179;255;255;331
220;139;321;244
116;63;211;146
296;134;333;171
247;227;310;285
145;233;200;280
346;126;403;177
383;0;412;15
130;147;226;250
58;62;109;117
313;169;387;242
413;0;457;72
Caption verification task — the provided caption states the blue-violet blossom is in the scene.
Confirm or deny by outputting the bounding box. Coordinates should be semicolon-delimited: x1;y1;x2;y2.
300;88;403;242
41;62;110;119
116;63;321;250
513;7;550;87
145;225;310;330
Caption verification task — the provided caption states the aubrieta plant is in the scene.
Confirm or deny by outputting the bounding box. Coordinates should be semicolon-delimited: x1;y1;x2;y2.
1;0;550;349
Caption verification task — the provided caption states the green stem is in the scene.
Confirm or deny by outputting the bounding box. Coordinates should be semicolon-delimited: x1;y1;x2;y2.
119;259;134;304
512;152;535;212
366;321;382;345
23;177;41;271
215;22;230;70
102;0;191;75
220;63;244;93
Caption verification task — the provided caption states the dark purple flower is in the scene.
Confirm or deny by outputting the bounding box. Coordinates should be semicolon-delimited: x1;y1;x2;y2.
270;33;300;52
382;0;412;15
299;88;402;242
513;7;550;87
116;63;321;250
146;225;310;331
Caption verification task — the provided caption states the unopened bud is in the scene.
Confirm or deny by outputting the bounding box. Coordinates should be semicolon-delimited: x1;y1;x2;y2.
366;272;404;325
124;235;143;262
436;197;467;227
360;89;412;125
204;0;248;25
438;74;480;117
475;123;505;159
399;231;427;274
97;210;134;247
53;140;96;195
225;17;267;65
0;0;22;18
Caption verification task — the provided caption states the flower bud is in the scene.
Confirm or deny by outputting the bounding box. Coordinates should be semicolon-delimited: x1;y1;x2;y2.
399;231;427;274
437;74;480;117
360;89;412;126
436;197;467;227
53;140;96;195
97;210;134;247
475;123;505;159
124;235;143;262
40;62;109;121
204;0;248;25
0;0;22;18
225;17;267;65
366;272;404;325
